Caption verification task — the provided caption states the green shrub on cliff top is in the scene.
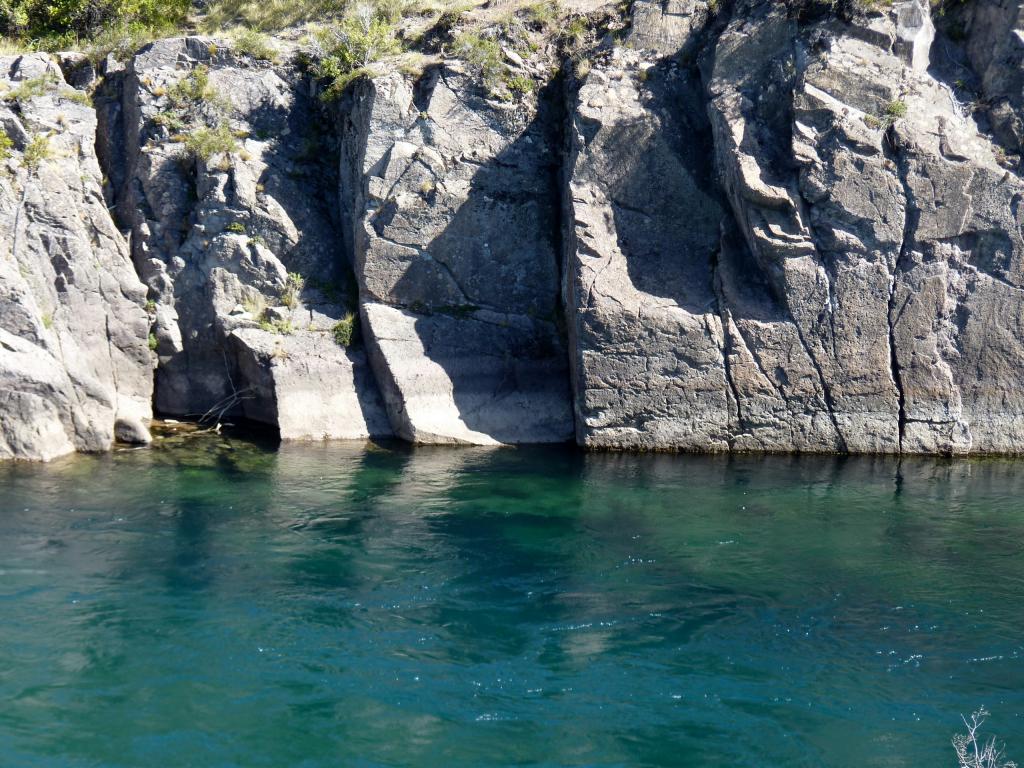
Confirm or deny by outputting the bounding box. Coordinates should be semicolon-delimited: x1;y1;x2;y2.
453;31;504;93
1;0;188;45
200;0;346;34
84;21;163;63
523;0;560;30
231;27;278;60
309;3;401;100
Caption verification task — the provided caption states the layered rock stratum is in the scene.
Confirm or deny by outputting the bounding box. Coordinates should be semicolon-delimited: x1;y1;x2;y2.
4;0;1024;458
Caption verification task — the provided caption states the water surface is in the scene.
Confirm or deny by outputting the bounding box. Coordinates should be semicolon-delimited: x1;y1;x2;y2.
1;434;1023;766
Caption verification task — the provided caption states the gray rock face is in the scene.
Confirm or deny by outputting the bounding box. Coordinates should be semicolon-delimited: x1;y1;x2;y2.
628;0;712;55
9;1;1024;460
111;37;390;439
563;0;1024;454
706;2;906;452
0;54;153;461
230;326;391;439
959;0;1024;152
563;48;732;450
703;0;1024;454
340;68;573;444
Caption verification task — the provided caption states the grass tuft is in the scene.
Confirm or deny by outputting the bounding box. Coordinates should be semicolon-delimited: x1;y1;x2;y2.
332;312;359;346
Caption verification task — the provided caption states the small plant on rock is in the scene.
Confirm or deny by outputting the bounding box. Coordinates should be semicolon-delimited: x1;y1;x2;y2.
506;73;535;96
232;27;277;61
260;316;294;334
59;88;92;106
161;64;243;167
22;133;53;172
332;312;359;347
523;0;560;30
168;65;230;117
184;121;238;162
3;74;55;104
0;130;12;162
280;272;305;308
241;291;267;317
560;14;593;52
453;31;505;94
884;99;907;123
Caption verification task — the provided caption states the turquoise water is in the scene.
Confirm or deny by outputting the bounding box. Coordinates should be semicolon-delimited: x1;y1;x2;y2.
1;435;1023;767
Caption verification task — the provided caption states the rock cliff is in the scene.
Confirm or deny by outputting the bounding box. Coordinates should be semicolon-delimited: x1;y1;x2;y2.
1;53;152;460
4;0;1024;458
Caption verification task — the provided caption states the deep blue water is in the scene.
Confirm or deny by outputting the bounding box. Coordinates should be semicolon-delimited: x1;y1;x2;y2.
1;434;1022;766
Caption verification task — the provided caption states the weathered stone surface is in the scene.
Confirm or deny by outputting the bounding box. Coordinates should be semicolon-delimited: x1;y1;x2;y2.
706;2;906;453
562;0;1024;454
341;67;573;444
563;48;732;450
363;303;569;444
0;54;153;460
714;229;843;452
705;0;1024;454
113;37;389;439
628;0;712;55
959;0;1024;152
231;325;391;439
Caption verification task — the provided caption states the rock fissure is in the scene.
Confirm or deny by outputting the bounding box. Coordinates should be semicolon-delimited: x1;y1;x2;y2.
885;126;919;452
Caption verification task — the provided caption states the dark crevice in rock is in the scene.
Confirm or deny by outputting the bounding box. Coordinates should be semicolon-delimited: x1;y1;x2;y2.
545;69;569;329
336;77;374;279
412;65;441;115
884;126;918;452
559;61;586;443
795;318;848;452
709;245;742;445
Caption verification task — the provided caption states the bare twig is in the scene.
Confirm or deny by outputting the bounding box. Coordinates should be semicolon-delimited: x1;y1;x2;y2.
953;708;1018;768
190;352;255;430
